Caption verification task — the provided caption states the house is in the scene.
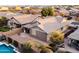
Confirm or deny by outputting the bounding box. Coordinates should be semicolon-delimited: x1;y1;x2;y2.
22;16;71;42
23;7;30;10
8;14;40;28
68;28;79;41
67;28;79;51
28;8;41;14
69;8;79;17
35;17;71;42
61;20;78;37
58;8;69;16
0;12;19;18
0;7;9;11
8;14;71;42
68;21;79;28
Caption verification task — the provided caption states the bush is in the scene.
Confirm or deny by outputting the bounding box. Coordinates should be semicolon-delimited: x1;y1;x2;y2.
0;16;8;26
49;43;58;52
23;41;33;53
38;45;53;53
50;30;64;44
49;30;64;52
23;40;53;53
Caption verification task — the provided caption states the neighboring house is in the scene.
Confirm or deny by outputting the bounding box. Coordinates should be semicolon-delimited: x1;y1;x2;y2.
68;28;79;42
0;12;22;19
68;21;79;28
62;20;79;37
0;7;9;11
28;9;41;14
58;8;69;16
67;28;79;51
69;8;79;17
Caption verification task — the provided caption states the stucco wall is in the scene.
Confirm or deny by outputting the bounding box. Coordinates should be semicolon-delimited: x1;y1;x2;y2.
30;29;47;42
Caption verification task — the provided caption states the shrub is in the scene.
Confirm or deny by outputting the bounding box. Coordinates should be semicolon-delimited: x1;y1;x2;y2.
38;45;53;53
48;7;54;16
49;30;64;52
0;16;8;26
50;30;64;44
23;41;33;53
23;40;53;53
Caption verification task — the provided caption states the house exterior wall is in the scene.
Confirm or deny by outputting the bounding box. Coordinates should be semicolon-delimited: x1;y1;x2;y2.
36;31;47;42
47;34;51;43
8;19;21;29
7;20;16;28
30;29;47;42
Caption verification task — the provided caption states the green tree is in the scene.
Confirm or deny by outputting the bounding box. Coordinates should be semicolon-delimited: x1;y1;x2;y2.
41;8;49;17
41;7;54;17
48;7;53;16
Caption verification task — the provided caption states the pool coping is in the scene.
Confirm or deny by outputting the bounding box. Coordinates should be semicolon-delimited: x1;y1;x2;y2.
0;42;20;53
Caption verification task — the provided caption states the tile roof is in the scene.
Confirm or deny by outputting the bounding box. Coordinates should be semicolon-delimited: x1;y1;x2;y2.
38;17;70;33
13;14;40;24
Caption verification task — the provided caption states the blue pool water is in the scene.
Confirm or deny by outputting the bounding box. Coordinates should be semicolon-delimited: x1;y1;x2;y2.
0;44;16;53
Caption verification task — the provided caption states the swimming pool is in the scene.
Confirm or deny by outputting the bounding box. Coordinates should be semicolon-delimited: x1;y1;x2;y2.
0;44;16;53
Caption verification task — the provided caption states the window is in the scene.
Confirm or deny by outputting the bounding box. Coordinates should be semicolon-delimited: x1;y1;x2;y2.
25;28;30;34
31;29;36;36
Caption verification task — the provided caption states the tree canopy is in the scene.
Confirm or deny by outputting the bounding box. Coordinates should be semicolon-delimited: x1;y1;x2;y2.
41;7;55;17
0;16;8;26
